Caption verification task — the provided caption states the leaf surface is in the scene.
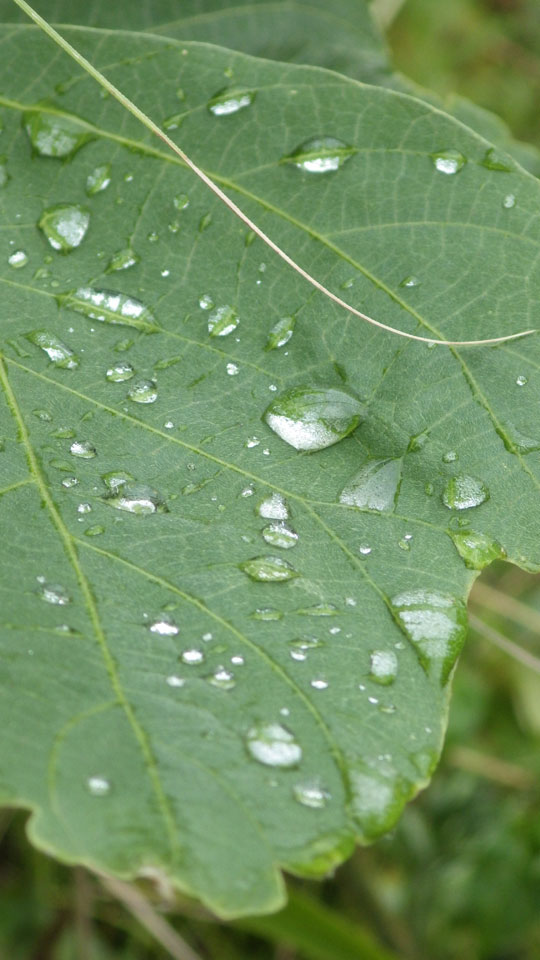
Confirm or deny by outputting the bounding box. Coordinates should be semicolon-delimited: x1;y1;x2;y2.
1;26;540;917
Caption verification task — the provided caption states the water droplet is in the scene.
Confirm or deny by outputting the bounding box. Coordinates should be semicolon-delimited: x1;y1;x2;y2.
450;529;506;569
207;305;239;337
181;648;204;665
399;276;421;288
369;650;398;685
431;149;466;175
265;316;296;350
442;474;489;510
77;502;92;514
38;204;90;253
240;555;299;582
61;476;79;488
199;294;214;311
226;362;239;376
310;678;328;690
127;379;158;404
106;361;134;382
391;589;467;684
293;780;329;808
26;330;79;369
296;604;338;617
503;193;516;209
106;247;139;272
36;578;71;605
8;249;28;269
252;607;283;621
246;723;301;767
166;675;185;688
86;775;111;796
149;614;179;636
208;667;236;690
246;436;260;449
101;471;134;492
442;450;458;463
173;193;189;212
340;457;402;513
480;147;512;172
264;385;364;451
70;440;96;459
261;522;298;549
24;107;92;158
350;766;410;839
257;493;289;520
283;136;356;173
84;524;104;537
289;636;322;660
162;113;183;131
207;87;255;116
61;286;158;331
499;421;540;455
516;375;528;387
103;482;168;515
86;163;111;195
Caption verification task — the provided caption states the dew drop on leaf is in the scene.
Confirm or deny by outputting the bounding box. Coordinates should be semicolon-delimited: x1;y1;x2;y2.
101;471;134;492
296;603;338;617
283;136;356;173
246;723;302;768
173;193;189;211
265;316;296;350
442;450;458;463
264;385;364;451
24;108;93;159
162;112;183;130
103;482;168;515
442;474;489;510
127;379;158;404
261;522;298;549
431;149;466;175
149;614;179;636
199;294;214;311
339;458;401;512
207;305;239;337
503;193;516;209
86;163;111;195
449;529;506;569
240;556;299;582
61;476;79;488
391;589;467;684
480;148;513;172
70;440;96;459
166;675;185;688
252;607;283;621
7;250;28;269
86;775;111;797
293;780;330;808
26;330;79;369
350;766;410;839
106;247;139;272
181;649;205;665
36;577;71;605
257;493;289;520
399;276;421;288
61;286;158;331
84;525;105;537
310;679;328;690
226;362;239;376
369;650;398;685
106;361;135;382
208;667;236;690
207;87;256;116
38;204;90;253
516;375;528;387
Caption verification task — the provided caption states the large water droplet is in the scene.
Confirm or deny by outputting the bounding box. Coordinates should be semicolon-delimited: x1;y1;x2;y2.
36;577;71;605
207;304;239;337
350;766;410;840
207;87;256;117
265;316;296;350
431;149;466;175
86;775;111;796
26;329;79;369
70;440;96;459
264;385;364;451
106;361;134;382
240;555;299;582
61;286;158;331
442;474;489;510
283;136;356;173
450;529;506;569
38;204;90;253
480;148;512;172
391;589;467;684
261;522;298;549
86;163;111;195
293;780;330;808
369;650;398;685
8;250;28;269
106;247;139;272
246;722;302;767
104;482;167;515
257;492;289;520
339;458;401;512
127;379;158;404
149;614;179;636
24;107;92;158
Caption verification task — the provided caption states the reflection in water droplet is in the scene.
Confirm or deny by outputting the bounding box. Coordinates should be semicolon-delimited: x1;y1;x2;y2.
442;474;489;510
149;614;179;636
266;316;296;350
246;723;301;767
207;305;239;337
8;250;28;269
252;607;283;621
104;482;167;515
262;522;298;549
127;379;158;404
264;385;364;451
283;136;356;173
38;204;90;253
450;529;506;569
369;650;398;685
391;589;467;684
257;492;289;520
207;87;256;116
339;458;401;513
24;107;92;158
208;667;236;690
293;780;329;808
70;440;96;459
181;648;205;664
503;193;516;209
480;148;512;172
106;361;134;382
86;775;110;796
240;556;299;582
226;362;239;376
26;330;79;369
431;149;466;175
36;576;71;605
106;247;139;272
62;286;158;331
399;276;421;288
86;163;111;195
311;678;328;690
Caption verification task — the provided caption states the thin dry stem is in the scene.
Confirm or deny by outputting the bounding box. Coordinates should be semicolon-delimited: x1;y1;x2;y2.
470;612;540;674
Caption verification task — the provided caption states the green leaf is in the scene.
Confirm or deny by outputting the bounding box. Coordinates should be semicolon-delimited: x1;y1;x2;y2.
2;24;540;919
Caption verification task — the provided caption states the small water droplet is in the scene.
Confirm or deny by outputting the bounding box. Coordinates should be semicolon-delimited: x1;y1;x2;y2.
246;722;301;767
283;136;356;173
503;193;516;209
231;655;245;665
359;545;372;557
246;437;260;449
106;247;139;272
84;524;104;537
207;305;239;337
24;107;92;158
77;502;92;514
369;650;398;685
181;648;204;665
62;286;157;331
166;675;185;687
442;450;458;463
431;149;466;175
173;193;189;212
252;607;283;621
208;667;236;690
450;529;506;569
226;362;239;376
86;775;111;796
261;522;298;549
264;385;364;451
310;678;328;690
199;213;212;232
296;604;338;617
207;87;256;116
265;316;296;350
399;276;421;288
339;458;401;512
162;113;183;131
101;471;134;492
37;578;71;605
86;163;111;195
240;555;299;583
61;476;79;488
516;375;528;387
106;361;135;382
38;204;90;253
103;482;167;515
293;780;329;808
26;329;79;369
257;493;289;520
127;379;158;404
8;249;28;269
199;294;214;311
442;474;489;510
149;614;179;636
70;440;96;459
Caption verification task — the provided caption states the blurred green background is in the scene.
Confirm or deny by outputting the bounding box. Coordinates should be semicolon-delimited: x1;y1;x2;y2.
3;2;540;958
